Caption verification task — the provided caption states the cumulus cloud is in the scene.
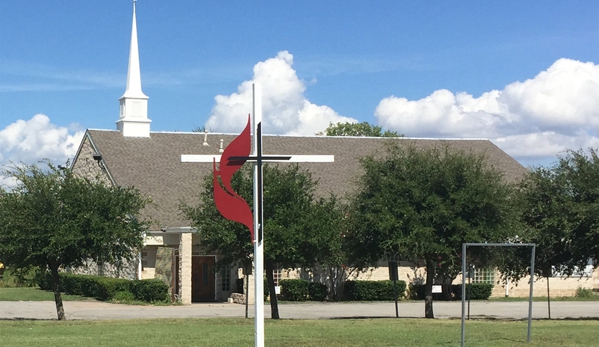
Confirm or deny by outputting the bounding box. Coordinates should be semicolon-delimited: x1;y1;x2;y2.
0;114;84;188
374;58;599;162
205;51;357;135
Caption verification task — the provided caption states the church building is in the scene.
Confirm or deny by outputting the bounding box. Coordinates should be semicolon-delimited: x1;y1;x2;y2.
71;3;597;304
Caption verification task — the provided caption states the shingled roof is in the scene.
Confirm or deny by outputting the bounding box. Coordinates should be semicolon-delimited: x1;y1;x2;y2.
74;130;528;230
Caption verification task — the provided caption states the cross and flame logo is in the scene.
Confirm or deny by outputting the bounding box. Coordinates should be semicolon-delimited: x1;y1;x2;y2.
212;116;255;240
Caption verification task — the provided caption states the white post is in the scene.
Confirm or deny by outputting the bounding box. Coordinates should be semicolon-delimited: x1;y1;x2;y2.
252;83;265;347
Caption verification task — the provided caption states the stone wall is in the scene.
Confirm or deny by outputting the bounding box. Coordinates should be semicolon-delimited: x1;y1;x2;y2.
71;135;112;185
67;257;138;280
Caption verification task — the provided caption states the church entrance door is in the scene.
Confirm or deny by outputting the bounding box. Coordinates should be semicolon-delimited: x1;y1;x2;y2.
191;256;215;302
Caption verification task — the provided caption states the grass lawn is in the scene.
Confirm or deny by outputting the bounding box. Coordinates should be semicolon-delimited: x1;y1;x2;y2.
0;318;597;347
0;287;94;302
489;295;599;302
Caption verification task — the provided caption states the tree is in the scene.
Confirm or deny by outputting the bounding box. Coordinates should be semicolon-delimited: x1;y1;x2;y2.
498;148;599;316
345;144;517;318
181;164;344;318
192;126;209;133
0;162;149;320
318;121;402;137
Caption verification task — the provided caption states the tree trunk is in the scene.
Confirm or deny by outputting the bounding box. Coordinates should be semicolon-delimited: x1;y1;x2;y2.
50;265;66;321
424;258;435;319
265;262;280;319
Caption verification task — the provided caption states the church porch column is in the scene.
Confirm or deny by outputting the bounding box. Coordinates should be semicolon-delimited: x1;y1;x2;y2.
180;233;192;305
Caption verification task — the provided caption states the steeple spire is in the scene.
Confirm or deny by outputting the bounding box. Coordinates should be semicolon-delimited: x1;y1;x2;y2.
117;0;151;137
122;0;146;99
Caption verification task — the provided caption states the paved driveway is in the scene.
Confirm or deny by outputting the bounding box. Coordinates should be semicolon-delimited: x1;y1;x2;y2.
1;300;597;320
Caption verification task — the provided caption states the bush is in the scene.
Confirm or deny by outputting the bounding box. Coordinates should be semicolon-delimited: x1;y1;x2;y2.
280;279;309;301
130;279;169;302
0;267;39;288
343;280;406;301
408;283;426;300
408;283;452;301
36;271;53;291
575;287;595;298
95;276;131;301
454;283;494;300
36;272;169;303
113;290;135;302
409;283;494;300
54;273;130;300
264;279;269;301
308;282;328;301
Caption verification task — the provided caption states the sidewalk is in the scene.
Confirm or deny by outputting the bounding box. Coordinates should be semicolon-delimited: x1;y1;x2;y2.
1;300;597;321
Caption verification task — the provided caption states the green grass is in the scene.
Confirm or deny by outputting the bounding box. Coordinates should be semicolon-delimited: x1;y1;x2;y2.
489;295;599;302
0;318;596;347
0;287;94;302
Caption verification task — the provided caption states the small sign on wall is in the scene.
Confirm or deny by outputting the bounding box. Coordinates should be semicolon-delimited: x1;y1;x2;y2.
432;285;442;293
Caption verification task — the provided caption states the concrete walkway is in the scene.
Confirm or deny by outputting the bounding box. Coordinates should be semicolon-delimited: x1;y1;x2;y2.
1;300;598;321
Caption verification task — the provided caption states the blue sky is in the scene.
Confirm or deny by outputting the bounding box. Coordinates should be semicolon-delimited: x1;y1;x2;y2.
1;1;598;177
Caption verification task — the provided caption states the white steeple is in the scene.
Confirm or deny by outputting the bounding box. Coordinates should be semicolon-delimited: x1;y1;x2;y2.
117;0;151;137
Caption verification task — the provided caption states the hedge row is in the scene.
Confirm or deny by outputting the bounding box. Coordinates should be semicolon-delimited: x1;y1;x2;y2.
278;279;328;301
38;272;169;303
408;283;493;300
343;280;406;301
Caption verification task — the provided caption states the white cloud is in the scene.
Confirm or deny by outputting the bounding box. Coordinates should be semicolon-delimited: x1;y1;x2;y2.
0;114;84;188
374;58;599;162
205;51;357;135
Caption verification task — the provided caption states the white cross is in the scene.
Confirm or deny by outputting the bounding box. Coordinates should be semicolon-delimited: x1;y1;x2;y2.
181;83;333;347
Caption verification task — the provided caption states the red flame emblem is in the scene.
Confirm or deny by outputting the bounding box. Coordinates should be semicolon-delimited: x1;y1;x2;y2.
213;115;254;240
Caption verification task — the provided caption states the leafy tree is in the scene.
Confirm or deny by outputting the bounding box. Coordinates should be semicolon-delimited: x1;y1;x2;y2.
0;162;149;320
318;121;402;137
304;195;352;301
498;148;599;316
192;126;208;133
345;144;517;318
181;164;344;318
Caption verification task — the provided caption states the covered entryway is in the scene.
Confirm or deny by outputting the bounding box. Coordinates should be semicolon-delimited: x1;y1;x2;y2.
191;256;215;302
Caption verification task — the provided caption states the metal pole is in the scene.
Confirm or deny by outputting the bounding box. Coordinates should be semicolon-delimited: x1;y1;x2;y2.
527;245;535;343
393;279;399;318
467;264;471;320
547;277;551;319
461;243;466;347
252;83;265;347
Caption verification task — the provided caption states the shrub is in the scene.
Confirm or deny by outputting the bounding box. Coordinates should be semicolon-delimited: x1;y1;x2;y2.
112;290;135;302
130;279;169;302
408;283;494;300
575;287;595;298
264;279;269;301
280;279;309;301
343;280;406;301
36;272;169;303
35;270;56;291
54;273;130;300
408;283;426;300
454;283;494;300
95;276;131;301
308;282;328;301
0;267;38;288
408;284;453;301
